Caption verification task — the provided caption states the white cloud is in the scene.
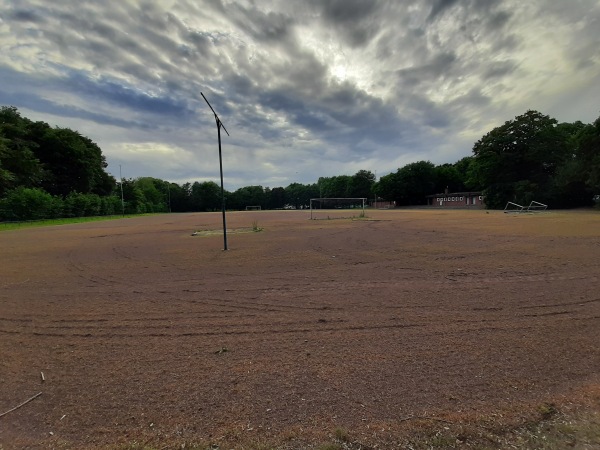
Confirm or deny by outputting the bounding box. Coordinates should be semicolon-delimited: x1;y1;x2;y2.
0;0;598;189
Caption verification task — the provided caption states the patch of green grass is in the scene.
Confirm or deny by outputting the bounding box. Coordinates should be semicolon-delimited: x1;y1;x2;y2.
538;402;558;420
334;427;350;442
498;409;600;450
317;444;343;450
252;220;263;232
52;400;600;450
0;214;139;231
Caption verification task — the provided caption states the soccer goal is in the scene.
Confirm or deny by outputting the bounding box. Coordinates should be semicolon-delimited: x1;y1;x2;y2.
504;200;548;213
245;205;261;211
309;198;366;220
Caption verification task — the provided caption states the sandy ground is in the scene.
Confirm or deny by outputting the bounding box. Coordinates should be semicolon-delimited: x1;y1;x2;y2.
0;209;599;448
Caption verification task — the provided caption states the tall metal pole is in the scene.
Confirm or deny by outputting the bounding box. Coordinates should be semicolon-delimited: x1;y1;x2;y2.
216;117;228;250
119;164;125;216
167;183;171;213
201;92;230;251
373;169;377;209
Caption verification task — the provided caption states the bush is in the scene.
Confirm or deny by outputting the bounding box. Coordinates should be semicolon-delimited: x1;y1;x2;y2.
64;192;89;217
101;196;123;215
85;193;102;216
64;192;104;217
0;187;57;221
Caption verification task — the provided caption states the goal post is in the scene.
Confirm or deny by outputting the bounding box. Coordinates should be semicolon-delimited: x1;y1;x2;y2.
309;198;366;220
504;200;548;214
245;205;261;211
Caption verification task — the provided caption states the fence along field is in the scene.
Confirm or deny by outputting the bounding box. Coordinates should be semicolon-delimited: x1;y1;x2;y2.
1;209;599;448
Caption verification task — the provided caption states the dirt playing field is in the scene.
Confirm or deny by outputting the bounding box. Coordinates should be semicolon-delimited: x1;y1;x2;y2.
1;209;599;449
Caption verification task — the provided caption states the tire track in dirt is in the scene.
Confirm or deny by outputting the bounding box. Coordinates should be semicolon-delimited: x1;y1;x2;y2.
0;322;421;338
0;307;587;339
517;297;600;309
64;248;136;288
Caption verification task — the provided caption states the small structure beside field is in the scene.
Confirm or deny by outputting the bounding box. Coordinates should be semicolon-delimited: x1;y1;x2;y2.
426;190;485;208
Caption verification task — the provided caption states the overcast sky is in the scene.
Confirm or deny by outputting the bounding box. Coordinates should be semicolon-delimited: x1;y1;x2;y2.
1;1;599;189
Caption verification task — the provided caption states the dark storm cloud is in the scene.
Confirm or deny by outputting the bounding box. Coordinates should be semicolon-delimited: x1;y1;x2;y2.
486;10;512;30
482;60;518;80
228;4;294;42
256;88;336;137
281;52;329;97
224;72;255;97
38;3;207;88
65;72;194;118
449;88;491;110
427;0;461;22
318;0;382;23
20;96;153;130
396;52;457;87
321;85;392;130
233;106;284;141
398;93;452;130
184;30;223;58
310;0;385;47
0;88;150;131
5;8;44;23
0;67;192;130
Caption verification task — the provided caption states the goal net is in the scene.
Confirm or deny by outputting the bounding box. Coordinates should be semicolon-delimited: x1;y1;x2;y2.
245;205;261;211
504;200;548;214
309;198;366;220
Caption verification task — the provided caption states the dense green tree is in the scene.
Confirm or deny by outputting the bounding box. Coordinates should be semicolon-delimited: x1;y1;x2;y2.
454;156;480;191
63;192;104;217
318;175;352;198
100;195;123;216
191;181;222;211
225;185;260;210
349;170;375;198
119;178;146;214
0;137;15;193
0;108;45;195
572;117;600;197
168;182;192;212
469;110;577;208
374;161;436;205
32;126;113;197
0;106;115;198
136;177;168;212
372;171;400;203
0;187;61;221
540;121;590;207
433;163;464;193
267;186;286;209
284;182;316;208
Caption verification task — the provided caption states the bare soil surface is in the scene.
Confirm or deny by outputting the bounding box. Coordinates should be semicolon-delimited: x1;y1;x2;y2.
1;209;599;449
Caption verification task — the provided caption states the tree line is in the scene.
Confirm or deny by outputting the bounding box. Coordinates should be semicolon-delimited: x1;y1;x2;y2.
1;106;598;221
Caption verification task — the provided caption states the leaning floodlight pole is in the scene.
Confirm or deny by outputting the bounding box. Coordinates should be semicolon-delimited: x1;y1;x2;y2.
201;92;230;250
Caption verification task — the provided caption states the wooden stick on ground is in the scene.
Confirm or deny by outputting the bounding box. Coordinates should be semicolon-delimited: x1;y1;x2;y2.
0;392;42;418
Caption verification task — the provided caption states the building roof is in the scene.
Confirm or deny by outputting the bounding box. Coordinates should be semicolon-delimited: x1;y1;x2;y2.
426;192;483;198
